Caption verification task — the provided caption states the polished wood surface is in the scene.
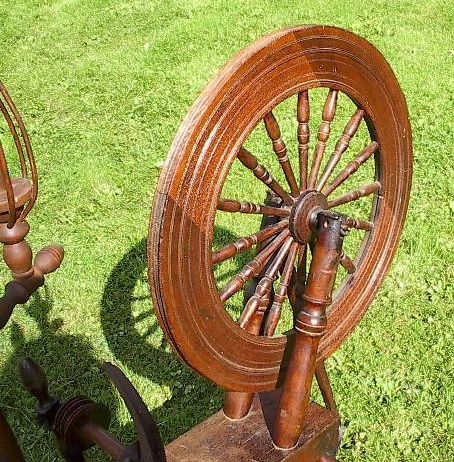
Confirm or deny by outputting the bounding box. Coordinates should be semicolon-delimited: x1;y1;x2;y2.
273;214;343;448
167;397;339;462
0;412;25;462
149;26;413;392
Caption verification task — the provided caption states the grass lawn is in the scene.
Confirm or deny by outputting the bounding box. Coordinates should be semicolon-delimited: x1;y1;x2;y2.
0;0;453;460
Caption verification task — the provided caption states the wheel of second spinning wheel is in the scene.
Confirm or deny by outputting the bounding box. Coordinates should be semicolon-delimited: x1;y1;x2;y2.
148;26;412;392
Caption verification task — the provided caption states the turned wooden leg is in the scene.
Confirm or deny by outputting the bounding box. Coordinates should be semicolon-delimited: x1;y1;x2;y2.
0;411;25;462
272;214;343;448
0;220;63;329
223;310;264;419
315;361;337;412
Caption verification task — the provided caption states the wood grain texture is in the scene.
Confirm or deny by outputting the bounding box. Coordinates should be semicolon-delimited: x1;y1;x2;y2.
149;26;413;391
166;397;339;462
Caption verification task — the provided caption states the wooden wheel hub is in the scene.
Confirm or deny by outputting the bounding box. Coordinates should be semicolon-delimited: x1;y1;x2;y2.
288;190;328;244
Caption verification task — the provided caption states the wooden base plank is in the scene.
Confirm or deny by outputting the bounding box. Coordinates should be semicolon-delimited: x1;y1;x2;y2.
166;395;340;462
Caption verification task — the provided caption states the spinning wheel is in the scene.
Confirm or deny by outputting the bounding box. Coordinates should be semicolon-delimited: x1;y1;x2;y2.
8;25;413;462
149;25;412;395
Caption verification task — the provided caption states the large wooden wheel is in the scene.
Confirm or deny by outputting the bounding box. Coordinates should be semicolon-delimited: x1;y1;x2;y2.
148;26;412;392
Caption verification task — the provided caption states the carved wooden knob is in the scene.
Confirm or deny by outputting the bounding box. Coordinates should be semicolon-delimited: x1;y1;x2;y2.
19;357;50;405
34;245;64;275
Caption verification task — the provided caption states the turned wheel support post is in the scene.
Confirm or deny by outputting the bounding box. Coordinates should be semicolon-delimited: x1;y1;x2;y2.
273;212;343;449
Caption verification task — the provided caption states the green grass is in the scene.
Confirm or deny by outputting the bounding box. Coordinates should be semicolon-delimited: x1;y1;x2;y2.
0;0;453;460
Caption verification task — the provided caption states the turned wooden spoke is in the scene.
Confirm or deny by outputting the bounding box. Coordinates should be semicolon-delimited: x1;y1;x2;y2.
219;229;290;303
308;89;338;189
316;109;364;191
263;241;299;336
339;252;356;274
239;237;294;328
288;244;307;311
212;220;288;265
296;244;307;295
263;112;299;196
237;147;293;205
217;199;290;217
297;91;310;191
344;216;374;231
328;181;381;208
324;141;379;196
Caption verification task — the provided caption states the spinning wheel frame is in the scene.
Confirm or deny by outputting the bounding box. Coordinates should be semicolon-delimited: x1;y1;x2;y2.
149;26;412;392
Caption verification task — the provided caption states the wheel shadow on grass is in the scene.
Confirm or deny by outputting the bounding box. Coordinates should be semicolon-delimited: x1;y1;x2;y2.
99;227;254;443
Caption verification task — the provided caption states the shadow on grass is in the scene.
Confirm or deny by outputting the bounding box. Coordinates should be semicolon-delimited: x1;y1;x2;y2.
101;237;225;444
0;224;248;460
0;289;121;461
99;225;256;443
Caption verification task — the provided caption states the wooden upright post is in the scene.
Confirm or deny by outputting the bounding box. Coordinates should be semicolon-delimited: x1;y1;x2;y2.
272;214;343;448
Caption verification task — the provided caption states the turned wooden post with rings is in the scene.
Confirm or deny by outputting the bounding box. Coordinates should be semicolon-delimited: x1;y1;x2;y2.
0;82;64;331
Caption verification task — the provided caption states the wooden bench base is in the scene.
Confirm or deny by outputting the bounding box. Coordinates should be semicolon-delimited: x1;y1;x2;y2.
166;393;340;462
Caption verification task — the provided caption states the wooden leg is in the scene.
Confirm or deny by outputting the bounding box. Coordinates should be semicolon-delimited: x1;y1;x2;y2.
272;214;343;449
223;311;263;419
315;361;337;412
0;411;25;462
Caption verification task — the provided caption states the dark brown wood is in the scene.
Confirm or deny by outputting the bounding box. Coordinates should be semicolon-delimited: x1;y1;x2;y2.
238;236;293;327
308;90;338;189
315;362;337;412
20;358;166;462
339;252;356;274
323;142;378;197
297;91;310;191
149;25;413;392
264;112;299;197
264;241;299;336
343;217;373;232
237;146;294;205
327;181;381;208
316;109;364;191
0;230;64;329
219;229;289;303
0;82;38;221
273;215;343;448
0;412;25;462
288;244;307;315
218;199;290;218
0;82;64;331
223;197;284;420
0;98;27;177
212;220;288;265
79;421;125;459
223;307;264;420
167;397;340;462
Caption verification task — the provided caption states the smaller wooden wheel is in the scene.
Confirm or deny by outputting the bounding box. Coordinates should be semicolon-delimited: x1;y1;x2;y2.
149;26;412;392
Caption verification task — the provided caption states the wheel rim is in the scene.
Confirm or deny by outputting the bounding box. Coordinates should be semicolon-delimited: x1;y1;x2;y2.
149;26;412;392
